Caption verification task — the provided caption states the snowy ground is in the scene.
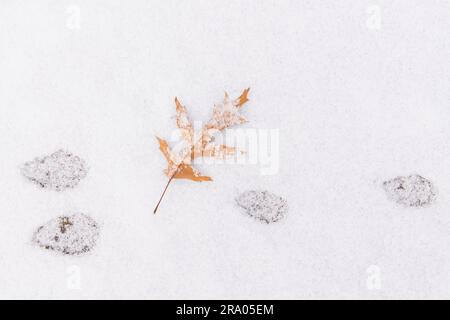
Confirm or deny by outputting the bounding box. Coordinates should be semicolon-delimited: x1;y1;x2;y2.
1;0;450;299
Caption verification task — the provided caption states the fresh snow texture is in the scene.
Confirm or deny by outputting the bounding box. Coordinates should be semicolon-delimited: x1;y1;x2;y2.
236;190;287;223
21;150;88;191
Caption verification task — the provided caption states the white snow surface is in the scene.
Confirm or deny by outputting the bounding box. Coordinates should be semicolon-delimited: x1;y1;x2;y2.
1;0;450;299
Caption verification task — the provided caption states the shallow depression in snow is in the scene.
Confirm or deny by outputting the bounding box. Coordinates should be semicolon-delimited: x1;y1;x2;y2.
21;149;88;191
383;174;437;208
236;190;288;223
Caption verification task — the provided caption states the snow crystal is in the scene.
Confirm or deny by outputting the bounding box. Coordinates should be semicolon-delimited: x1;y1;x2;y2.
236;190;288;223
21;150;88;191
32;213;99;255
383;174;437;207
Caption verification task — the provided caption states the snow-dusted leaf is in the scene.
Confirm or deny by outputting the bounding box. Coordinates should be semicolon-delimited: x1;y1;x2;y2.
236;190;288;223
234;87;250;107
174;164;212;182
199;144;237;159
205;88;250;132
154;89;251;213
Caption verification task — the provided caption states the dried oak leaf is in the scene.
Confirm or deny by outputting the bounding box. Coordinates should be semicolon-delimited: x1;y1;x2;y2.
154;88;250;213
156;136;211;182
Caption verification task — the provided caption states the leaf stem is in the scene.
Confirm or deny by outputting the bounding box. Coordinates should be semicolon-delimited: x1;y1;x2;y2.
153;174;175;214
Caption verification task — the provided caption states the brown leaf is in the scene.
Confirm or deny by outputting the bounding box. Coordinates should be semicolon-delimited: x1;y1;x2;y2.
174;98;191;129
175;97;194;143
205;89;250;132
174;164;212;181
156;136;173;164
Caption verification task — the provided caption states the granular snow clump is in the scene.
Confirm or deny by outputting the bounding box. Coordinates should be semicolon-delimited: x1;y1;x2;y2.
32;213;99;255
383;174;437;207
236;190;288;223
21;149;88;191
